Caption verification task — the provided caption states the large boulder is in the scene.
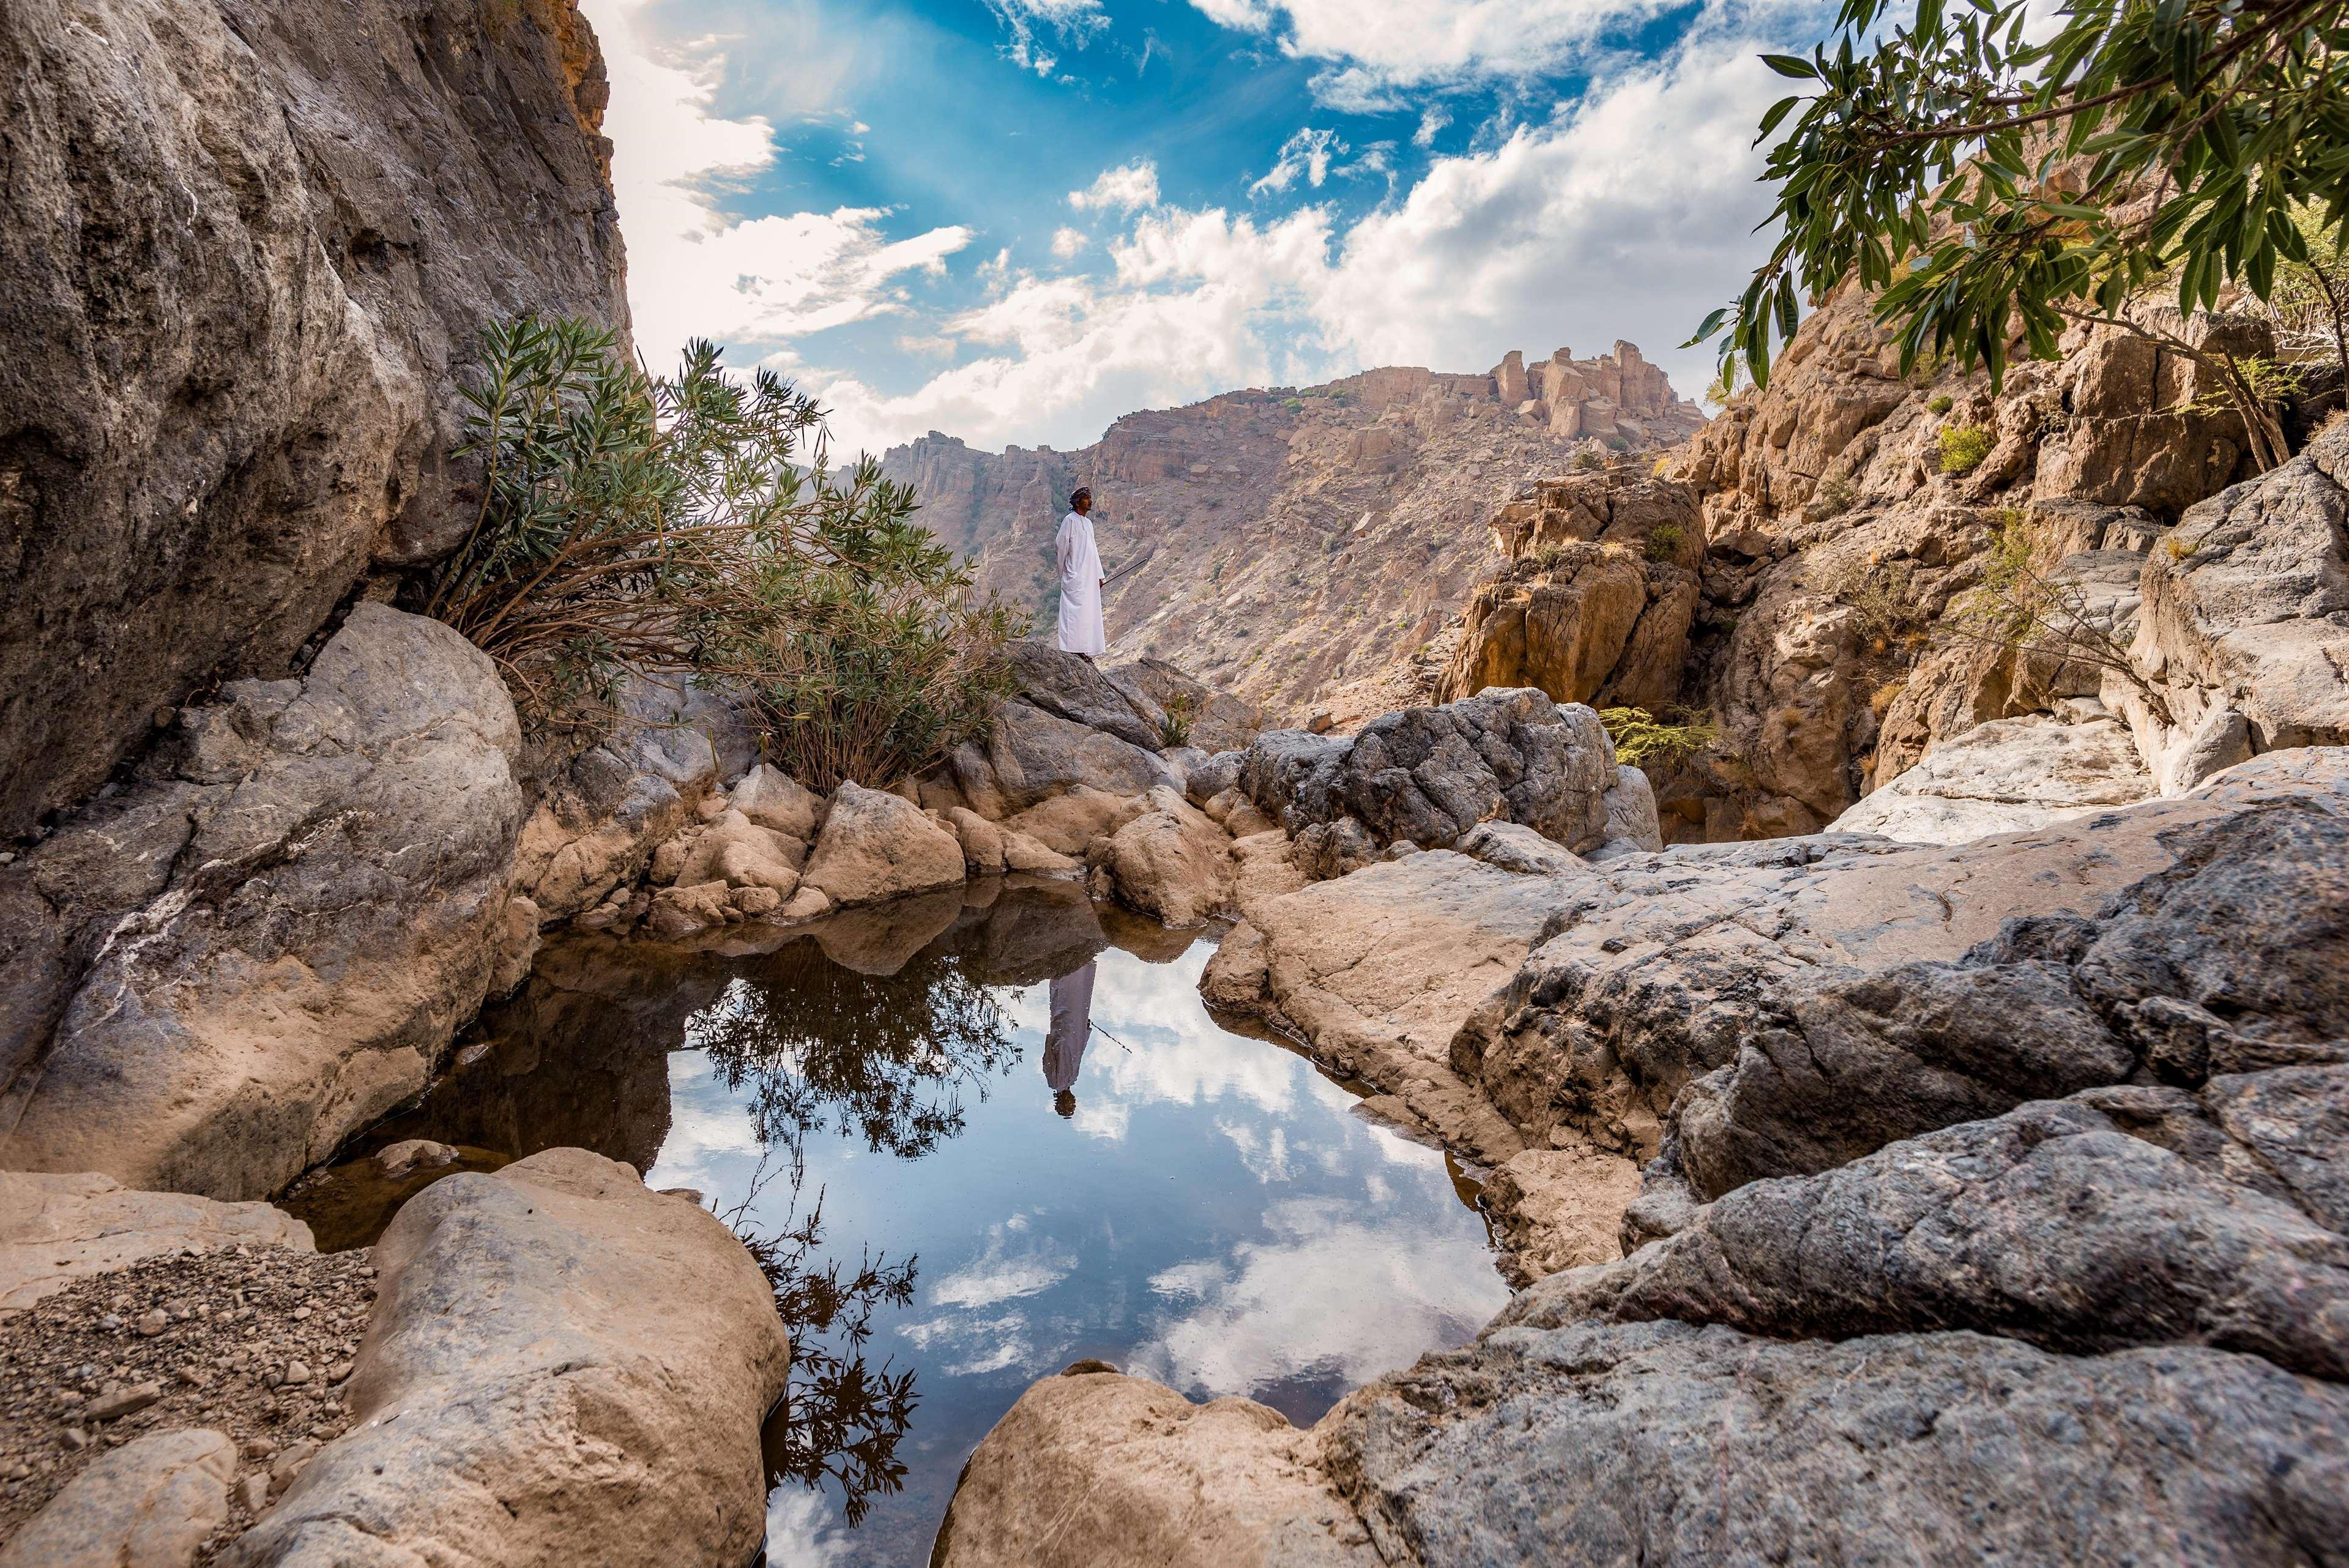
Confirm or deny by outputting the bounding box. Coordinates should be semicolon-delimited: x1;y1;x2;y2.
0;1427;236;1568
0;0;627;837
950;702;1180;817
1451;749;2349;1177
1084;786;1236;927
0;603;531;1200
1831;711;2155;842
933;1367;1377;1568
800;782;966;907
1007;642;1167;748
0;1172;313;1313
1327;1320;2349;1567
230;1150;789;1568
1236;689;1618;865
2131;415;2349;759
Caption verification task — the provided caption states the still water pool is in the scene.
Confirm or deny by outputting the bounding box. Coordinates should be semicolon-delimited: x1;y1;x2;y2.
281;878;1510;1566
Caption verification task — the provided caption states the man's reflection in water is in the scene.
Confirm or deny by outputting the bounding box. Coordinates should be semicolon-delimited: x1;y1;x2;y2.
1044;960;1097;1119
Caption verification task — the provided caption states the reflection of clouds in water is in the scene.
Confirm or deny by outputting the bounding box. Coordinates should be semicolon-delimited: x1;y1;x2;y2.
643;1053;762;1189
765;1484;857;1567
1216;1118;1295;1184
1082;948;1308;1118
1128;1198;1508;1397
929;1216;1074;1309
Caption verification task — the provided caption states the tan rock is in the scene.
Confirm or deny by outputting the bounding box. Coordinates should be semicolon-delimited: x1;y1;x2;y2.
780;886;832;923
0;1172;313;1314
0;1427;235;1568
1833;713;2155;843
1002;785;1150;856
932;1369;1376;1568
802;782;967;907
947;807;1008;875
371;1140;460;1180
1085;787;1237;927
1001;828;1081;876
231;1150;789;1568
728;762;822;840
647;881;731;938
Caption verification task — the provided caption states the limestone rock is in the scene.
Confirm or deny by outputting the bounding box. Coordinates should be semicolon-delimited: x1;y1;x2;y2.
1085;787;1237;927
1237;689;1618;865
1509;1069;2349;1380
0;604;529;1200
1007;644;1166;749
946;808;1008;875
0;1173;312;1313
728;762;824;841
1106;658;1267;753
509;672;754;922
1831;713;2156;843
229;1150;789;1568
801;783;966;908
1328;1320;2349;1567
1001;787;1150;856
0;1427;235;1568
951;702;1180;817
0;0;625;837
1597;764;1663;853
933;1368;1377;1568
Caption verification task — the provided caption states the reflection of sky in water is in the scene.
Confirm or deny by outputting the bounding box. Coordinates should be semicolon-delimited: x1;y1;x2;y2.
648;931;1506;1568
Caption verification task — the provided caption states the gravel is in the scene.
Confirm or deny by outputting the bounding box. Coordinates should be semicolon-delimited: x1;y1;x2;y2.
0;1243;374;1561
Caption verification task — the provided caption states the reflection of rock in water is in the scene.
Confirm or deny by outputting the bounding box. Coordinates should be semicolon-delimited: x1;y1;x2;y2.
278;884;1185;1247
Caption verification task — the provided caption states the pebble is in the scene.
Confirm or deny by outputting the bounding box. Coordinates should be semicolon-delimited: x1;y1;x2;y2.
135;1309;168;1337
282;1359;311;1386
84;1381;162;1422
237;1471;270;1513
59;1429;88;1452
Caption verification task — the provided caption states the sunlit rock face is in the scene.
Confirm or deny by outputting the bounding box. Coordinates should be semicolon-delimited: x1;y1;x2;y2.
880;346;1705;724
0;0;628;834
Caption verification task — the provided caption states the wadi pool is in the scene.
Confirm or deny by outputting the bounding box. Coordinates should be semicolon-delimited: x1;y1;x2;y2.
280;878;1511;1566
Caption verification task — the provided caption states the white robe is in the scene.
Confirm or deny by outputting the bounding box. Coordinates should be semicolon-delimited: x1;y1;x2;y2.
1055;510;1106;656
1044;961;1096;1093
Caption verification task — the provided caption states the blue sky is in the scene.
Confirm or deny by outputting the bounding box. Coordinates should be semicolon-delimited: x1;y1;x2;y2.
583;0;1838;455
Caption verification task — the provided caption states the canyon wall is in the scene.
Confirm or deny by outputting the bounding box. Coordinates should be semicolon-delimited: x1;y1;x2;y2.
882;344;1704;721
0;0;628;836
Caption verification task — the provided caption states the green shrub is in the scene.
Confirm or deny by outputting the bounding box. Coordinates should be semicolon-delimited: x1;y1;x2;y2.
1814;475;1859;517
1938;423;1991;474
1599;706;1720;770
1645;522;1685;561
1160;690;1200;748
1281;396;1305;412
427;315;1024;787
1573;448;1605;472
1926;393;1954;415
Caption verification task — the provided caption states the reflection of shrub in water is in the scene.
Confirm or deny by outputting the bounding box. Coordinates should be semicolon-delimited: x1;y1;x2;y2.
737;1190;918;1526
696;940;1019;1163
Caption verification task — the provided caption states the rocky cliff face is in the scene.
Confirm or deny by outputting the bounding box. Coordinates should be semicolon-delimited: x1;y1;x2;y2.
0;0;627;838
882;344;1703;721
1435;280;2347;839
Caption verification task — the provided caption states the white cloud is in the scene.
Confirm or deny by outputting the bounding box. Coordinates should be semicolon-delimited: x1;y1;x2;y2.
1068;160;1163;212
1413;105;1453;147
1248;127;1346;197
1189;0;1684;107
811;6;1808;453
583;0;975;370
988;0;1109;75
1051;226;1089;258
928;1218;1076;1309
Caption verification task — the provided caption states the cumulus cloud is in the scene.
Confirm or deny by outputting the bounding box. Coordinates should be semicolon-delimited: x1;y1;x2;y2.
1051;226;1089;258
1248;127;1347;197
813;4;1809;453
1190;0;1685;106
1068;160;1163;212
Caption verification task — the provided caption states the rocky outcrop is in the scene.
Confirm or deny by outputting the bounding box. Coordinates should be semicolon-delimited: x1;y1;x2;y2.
0;0;627;836
885;346;1703;724
1235;689;1620;871
510;672;756;922
1830;710;2154;842
1084;786;1237;928
0;1427;236;1568
0;604;532;1201
801;782;967;908
0;1173;313;1313
940;747;2349;1568
231;1150;788;1568
1440;470;1704;713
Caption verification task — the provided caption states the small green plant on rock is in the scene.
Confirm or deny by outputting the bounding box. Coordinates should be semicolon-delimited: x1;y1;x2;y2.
1823;554;1932;648
1814;475;1859;517
1927;393;1954;415
1938;424;1991;474
1160;690;1200;748
1599;706;1721;770
1645;522;1686;561
1955;510;2170;720
1573;449;1606;472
